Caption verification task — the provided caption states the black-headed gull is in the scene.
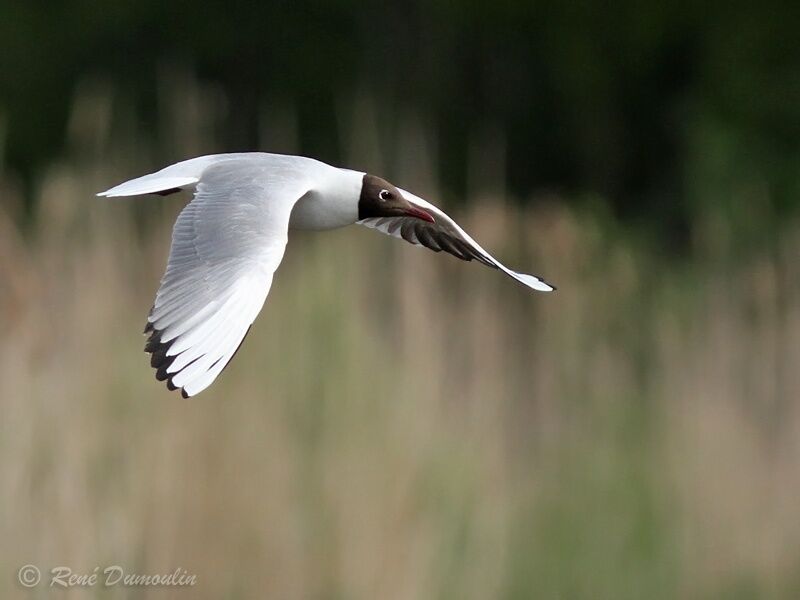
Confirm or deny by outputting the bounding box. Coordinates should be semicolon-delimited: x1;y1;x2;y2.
99;153;554;397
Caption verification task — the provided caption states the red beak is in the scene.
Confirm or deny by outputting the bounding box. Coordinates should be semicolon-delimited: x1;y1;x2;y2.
403;206;435;223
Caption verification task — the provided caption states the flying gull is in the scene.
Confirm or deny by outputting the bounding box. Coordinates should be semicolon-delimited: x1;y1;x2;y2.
98;153;554;397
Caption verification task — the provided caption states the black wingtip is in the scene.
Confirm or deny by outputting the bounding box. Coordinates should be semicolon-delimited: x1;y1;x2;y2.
144;312;183;396
142;310;253;398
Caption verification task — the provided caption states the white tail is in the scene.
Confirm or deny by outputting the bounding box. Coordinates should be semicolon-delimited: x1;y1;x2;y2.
97;154;243;197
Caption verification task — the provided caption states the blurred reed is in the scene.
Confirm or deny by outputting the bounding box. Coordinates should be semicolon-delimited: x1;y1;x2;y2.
0;70;798;600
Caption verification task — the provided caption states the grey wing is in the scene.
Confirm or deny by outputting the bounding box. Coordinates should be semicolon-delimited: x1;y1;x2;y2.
358;188;555;292
144;159;310;397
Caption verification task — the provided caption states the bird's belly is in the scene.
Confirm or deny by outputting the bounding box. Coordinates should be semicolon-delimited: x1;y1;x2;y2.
289;193;357;231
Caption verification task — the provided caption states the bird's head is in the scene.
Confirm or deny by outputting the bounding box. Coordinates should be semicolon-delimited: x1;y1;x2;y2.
358;174;435;223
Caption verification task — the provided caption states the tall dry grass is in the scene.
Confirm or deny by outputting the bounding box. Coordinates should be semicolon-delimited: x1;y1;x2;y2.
0;75;799;599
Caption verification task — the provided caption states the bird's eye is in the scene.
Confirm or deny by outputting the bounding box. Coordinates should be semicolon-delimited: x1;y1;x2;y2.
379;189;392;201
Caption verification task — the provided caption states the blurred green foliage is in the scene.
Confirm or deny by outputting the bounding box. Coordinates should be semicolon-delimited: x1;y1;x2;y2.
1;1;799;237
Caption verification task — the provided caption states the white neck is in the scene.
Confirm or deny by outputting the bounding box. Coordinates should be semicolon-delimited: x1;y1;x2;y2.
288;167;364;231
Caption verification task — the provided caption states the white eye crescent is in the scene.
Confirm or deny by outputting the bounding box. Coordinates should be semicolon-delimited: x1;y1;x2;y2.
379;189;392;201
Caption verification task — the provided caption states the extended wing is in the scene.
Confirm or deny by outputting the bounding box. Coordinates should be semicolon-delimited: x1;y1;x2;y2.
101;156;313;396
358;189;554;292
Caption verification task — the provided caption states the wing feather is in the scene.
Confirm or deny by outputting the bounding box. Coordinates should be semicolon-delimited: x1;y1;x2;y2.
358;189;555;292
142;158;312;396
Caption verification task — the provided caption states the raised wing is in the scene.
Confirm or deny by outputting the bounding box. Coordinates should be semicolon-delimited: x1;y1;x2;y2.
358;189;555;292
142;159;311;397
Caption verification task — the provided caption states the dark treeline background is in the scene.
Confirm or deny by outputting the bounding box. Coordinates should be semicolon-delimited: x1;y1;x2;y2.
1;1;799;239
